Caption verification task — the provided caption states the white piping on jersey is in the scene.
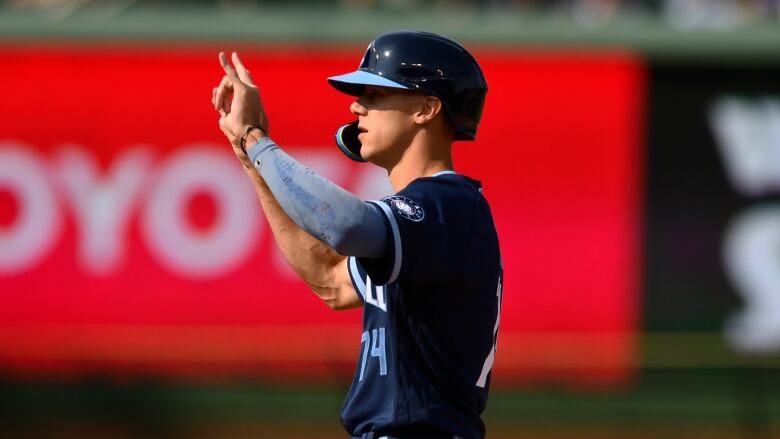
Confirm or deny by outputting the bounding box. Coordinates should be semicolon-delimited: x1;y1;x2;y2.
431;170;456;177
348;256;367;300
369;200;402;284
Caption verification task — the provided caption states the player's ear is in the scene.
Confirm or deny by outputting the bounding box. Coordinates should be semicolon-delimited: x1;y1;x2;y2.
413;95;444;126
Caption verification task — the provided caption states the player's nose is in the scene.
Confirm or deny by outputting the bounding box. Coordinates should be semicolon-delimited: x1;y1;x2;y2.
350;100;367;117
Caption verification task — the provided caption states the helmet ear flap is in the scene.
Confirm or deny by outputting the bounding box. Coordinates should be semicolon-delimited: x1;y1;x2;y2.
335;121;366;162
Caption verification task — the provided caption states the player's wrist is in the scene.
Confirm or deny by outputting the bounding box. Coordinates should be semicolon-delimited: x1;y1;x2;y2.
244;126;266;149
238;125;266;154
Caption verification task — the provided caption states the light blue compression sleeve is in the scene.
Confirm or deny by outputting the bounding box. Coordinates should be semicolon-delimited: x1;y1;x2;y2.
247;136;389;258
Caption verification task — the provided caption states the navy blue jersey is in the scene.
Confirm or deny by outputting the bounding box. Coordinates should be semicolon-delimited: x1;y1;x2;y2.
341;171;503;439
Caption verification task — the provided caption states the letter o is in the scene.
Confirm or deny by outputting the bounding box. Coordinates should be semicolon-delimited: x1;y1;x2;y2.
142;147;261;278
0;143;61;274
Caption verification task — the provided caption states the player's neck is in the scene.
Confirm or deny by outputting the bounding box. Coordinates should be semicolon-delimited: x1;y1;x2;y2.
387;136;454;192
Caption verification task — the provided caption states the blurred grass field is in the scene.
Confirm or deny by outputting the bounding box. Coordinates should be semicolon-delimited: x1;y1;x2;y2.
2;368;779;438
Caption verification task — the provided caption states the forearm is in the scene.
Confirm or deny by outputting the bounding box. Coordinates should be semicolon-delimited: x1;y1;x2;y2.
247;137;388;258
243;167;345;293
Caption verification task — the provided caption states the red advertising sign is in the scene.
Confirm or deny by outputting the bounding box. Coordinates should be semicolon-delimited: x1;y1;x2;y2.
0;44;643;387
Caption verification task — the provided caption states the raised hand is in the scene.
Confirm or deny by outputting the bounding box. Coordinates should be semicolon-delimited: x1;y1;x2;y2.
212;52;269;164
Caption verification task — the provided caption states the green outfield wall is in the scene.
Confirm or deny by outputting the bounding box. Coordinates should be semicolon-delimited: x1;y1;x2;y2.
1;4;780;61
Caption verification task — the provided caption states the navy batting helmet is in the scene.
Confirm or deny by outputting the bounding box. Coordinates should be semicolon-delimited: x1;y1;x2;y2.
329;30;488;162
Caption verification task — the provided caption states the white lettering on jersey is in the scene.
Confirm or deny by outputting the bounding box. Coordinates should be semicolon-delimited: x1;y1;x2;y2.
364;276;387;312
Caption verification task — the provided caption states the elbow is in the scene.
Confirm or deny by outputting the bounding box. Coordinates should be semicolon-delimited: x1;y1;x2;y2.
320;292;340;310
311;285;354;311
322;295;355;311
325;299;349;311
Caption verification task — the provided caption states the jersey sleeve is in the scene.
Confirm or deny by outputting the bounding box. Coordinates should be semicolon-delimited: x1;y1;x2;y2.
346;255;368;303
356;182;463;285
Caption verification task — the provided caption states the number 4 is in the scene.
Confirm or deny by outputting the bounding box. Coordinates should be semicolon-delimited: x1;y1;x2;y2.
477;274;503;388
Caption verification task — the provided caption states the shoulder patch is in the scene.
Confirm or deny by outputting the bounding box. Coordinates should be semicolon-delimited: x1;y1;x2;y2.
383;195;425;222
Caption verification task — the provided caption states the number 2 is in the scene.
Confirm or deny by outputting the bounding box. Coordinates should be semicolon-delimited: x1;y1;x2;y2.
477;274;503;388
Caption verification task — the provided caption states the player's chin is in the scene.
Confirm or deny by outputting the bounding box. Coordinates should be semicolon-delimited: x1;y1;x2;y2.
361;148;394;169
358;141;375;161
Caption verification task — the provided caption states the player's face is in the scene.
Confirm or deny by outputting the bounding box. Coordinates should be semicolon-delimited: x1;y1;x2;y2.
350;85;426;166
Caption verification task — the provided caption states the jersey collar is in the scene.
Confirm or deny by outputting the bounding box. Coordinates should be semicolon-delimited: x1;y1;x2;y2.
431;170;456;177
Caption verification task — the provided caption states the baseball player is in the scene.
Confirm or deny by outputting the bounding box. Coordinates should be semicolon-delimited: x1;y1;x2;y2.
212;30;502;439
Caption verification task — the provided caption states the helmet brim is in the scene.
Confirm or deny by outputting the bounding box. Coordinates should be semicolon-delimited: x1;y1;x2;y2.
328;70;410;96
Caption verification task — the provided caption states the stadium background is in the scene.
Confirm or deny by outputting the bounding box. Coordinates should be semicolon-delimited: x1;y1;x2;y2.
0;1;779;438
